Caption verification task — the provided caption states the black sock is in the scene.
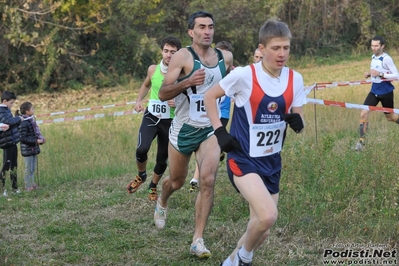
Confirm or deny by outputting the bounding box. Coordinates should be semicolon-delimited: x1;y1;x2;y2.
138;171;147;182
149;181;157;189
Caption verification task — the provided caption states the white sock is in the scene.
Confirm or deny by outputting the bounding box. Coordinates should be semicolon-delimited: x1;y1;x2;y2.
190;178;198;183
239;245;253;263
222;256;233;266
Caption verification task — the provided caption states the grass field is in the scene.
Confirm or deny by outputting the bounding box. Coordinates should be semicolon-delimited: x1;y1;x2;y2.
0;53;398;266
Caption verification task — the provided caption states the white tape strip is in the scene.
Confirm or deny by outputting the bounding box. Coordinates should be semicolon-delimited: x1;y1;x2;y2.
37;110;139;124
306;98;399;114
37;101;138;118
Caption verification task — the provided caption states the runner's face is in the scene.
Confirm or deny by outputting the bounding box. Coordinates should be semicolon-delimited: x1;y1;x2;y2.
162;44;178;66
189;17;214;46
259;37;290;70
371;40;384;56
253;50;263;63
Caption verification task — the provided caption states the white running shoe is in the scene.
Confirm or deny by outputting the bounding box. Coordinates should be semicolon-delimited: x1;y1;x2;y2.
189;180;199;193
190;238;211;258
355;141;364;152
154;200;167;229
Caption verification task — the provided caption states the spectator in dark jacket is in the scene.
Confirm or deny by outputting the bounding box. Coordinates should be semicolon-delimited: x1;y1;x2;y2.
17;102;46;191
0;91;23;196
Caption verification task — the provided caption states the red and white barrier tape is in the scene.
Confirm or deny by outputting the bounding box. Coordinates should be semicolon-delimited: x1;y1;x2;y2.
304;85;317;95
315;80;372;88
316;78;397;89
305;79;398;95
306;98;399;114
34;78;399;124
36;97;399;125
36;101;137;118
36;109;139;124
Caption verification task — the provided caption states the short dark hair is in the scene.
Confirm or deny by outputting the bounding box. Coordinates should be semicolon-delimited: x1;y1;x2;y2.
1;91;17;102
19;102;33;115
372;36;385;46
216;41;233;52
188;11;214;30
160;36;182;50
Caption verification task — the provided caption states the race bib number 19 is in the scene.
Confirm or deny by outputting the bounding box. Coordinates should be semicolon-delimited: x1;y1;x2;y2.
189;94;208;122
189;94;221;122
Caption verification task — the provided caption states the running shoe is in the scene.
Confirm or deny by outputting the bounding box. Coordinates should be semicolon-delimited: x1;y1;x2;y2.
154;200;167;229
148;188;158;201
126;176;143;193
190;238;211;258
354;141;364;152
189;180;199;193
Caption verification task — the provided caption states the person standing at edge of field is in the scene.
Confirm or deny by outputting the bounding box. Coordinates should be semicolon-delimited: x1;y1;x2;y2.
0;91;23;197
253;48;263;63
17;102;46;191
355;36;399;151
204;19;306;266
126;36;182;201
155;10;233;258
188;40;234;192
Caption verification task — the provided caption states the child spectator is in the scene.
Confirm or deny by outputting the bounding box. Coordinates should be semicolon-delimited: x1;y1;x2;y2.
17;102;46;191
0;91;23;196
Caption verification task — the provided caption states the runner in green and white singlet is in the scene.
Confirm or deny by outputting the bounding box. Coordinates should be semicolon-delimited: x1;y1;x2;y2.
154;11;234;259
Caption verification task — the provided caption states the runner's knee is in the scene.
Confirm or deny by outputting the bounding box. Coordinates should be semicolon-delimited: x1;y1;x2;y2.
257;209;278;231
170;178;185;190
198;174;216;190
385;113;399;122
135;148;148;163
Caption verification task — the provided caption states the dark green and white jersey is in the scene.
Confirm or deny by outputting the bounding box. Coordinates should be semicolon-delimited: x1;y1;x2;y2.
174;46;227;127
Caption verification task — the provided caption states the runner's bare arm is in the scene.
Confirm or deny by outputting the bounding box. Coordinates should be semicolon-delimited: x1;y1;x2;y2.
204;83;225;130
137;65;156;101
159;49;205;101
291;106;304;118
135;65;156;112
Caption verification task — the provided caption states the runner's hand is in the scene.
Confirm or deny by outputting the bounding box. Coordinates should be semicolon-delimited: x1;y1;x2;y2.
134;101;144;113
190;68;206;86
167;99;175;108
283;113;304;133
214;126;242;153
